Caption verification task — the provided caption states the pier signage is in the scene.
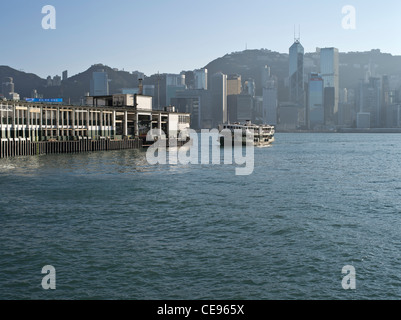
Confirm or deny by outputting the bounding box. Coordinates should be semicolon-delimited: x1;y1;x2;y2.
25;98;63;103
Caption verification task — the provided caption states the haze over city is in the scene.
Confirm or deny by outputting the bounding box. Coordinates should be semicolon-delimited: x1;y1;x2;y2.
4;1;401;305
2;0;401;78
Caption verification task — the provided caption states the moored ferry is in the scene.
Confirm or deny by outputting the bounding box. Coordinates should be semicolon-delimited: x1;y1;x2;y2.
218;120;275;146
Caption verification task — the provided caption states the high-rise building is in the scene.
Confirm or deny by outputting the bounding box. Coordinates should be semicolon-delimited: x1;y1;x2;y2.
244;79;256;97
289;39;305;108
358;77;382;128
194;69;208;90
211;72;227;127
227;74;242;96
166;73;186;106
236;94;253;123
320;47;339;125
62;70;68;81
90;70;109;96
53;75;61;86
46;76;53;87
307;73;324;129
172;89;211;130
166;73;185;87
261;65;271;88
143;85;155;97
263;78;278;125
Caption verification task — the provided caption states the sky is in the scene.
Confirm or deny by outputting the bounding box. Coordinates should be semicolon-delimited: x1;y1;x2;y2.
2;0;401;79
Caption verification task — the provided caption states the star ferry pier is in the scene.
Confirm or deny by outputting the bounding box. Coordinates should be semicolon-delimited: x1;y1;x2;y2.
0;93;190;158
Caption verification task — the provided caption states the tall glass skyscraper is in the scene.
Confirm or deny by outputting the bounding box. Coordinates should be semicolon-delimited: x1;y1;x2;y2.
307;73;324;129
90;70;109;96
320;48;339;125
211;72;227;127
289;40;305;107
194;69;208;90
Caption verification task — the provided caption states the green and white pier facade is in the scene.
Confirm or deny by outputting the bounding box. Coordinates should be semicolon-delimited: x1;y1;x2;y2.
0;93;190;158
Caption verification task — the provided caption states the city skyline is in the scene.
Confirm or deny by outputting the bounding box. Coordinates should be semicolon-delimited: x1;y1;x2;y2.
2;0;401;78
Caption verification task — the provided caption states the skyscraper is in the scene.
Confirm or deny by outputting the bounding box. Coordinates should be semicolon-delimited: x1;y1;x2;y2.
307;73;324;129
62;70;68;81
263;78;278;125
227;74;242;96
194;69;208;90
358;77;382;128
166;73;186;106
244;79;256;97
211;72;227;127
289;39;305;107
261;65;271;88
320;47;339;125
90;70;109;96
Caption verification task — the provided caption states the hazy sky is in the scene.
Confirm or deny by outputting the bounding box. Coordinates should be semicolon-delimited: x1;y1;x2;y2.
2;0;401;78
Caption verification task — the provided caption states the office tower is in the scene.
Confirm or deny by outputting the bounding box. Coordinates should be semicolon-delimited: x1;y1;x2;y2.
166;73;186;106
263;78;278;125
144;73;166;110
143;85;155;97
2;77;14;96
358;77;382;128
194;69;208;90
382;75;391;126
253;96;263;123
261;65;271;88
211;72;227;127
62;70;68;81
307;73;324;129
244;79;256;97
90;70;109;96
340;88;348;104
289;39;305;107
236;95;254;123
227;74;242;96
320;47;339;125
53;75;61;86
46;76;53;87
166;73;185;86
171;89;211;130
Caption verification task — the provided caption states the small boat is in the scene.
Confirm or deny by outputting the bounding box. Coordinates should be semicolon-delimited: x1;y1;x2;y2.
218;120;275;146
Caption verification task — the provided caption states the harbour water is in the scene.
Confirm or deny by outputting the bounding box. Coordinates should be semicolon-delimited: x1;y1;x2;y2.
1;133;401;300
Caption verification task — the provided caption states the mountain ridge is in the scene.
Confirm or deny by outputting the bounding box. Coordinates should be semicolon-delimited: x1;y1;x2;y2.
1;49;401;103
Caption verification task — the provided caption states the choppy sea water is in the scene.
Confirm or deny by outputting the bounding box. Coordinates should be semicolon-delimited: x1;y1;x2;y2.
1;133;401;300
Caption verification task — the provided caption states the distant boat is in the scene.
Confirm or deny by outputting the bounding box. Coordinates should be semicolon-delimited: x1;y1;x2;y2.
218;120;275;147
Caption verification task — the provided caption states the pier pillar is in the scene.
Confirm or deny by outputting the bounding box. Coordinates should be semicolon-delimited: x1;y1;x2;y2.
100;110;103;137
134;112;139;137
87;110;90;137
158;113;162;136
106;112;110;137
0;104;3;139
34;109;38;141
27;107;31;140
61;109;64;137
72;109;76;137
56;107;60;137
44;108;48;138
112;110;116;138
76;109;80;137
40;106;43;141
123;111;128;137
12;105;16;139
22;108;25;139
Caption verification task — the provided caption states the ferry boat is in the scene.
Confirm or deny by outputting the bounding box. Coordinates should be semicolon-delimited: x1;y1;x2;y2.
218;120;275;146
